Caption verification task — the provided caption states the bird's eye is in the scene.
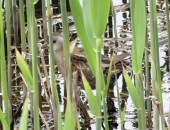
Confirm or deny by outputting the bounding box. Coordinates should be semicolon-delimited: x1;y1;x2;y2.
53;39;56;43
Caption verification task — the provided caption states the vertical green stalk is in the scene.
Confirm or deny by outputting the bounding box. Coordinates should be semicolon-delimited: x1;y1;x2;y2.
5;0;12;123
60;0;71;99
0;0;10;126
60;1;75;129
19;0;27;109
19;0;26;52
28;3;40;130
103;98;109;130
135;74;146;130
69;0;110;129
0;109;9;130
149;1;159;126
95;38;102;130
129;0;146;129
47;0;62;129
149;0;165;129
26;0;31;53
25;1;34;128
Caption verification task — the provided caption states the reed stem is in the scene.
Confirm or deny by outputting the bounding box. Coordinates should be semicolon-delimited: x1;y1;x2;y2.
60;0;72;98
47;0;60;129
30;6;40;130
95;38;102;130
0;0;10;125
5;0;12;123
19;0;26;52
149;0;165;129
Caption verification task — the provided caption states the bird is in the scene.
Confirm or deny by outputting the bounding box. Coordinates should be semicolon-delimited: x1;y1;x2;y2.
53;33;129;120
53;33;129;90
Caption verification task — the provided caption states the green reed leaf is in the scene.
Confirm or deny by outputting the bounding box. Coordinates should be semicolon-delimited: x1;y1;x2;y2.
31;0;39;4
104;54;114;97
120;107;126;125
64;98;74;130
69;0;96;74
90;0;110;38
131;0;146;73
16;49;33;91
19;98;28;130
70;37;78;53
82;0;96;48
0;109;9;130
123;69;140;108
81;71;100;116
0;1;10;124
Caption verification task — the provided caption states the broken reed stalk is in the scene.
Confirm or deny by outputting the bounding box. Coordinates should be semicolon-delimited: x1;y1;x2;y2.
111;0;118;46
145;38;152;127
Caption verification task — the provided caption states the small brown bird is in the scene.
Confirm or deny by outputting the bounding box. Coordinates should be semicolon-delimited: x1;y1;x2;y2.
53;34;129;89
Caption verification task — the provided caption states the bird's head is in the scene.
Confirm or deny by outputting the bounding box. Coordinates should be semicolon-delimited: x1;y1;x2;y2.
53;35;64;53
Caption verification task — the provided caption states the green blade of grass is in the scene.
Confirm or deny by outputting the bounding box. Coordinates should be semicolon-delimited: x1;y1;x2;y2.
0;109;10;130
16;49;33;91
69;0;96;73
123;69;140;109
90;0;110;38
82;0;95;48
104;54;114;97
130;0;146;73
32;0;39;4
120;107;126;125
19;98;29;130
0;0;10;124
81;71;100;116
103;98;109;130
46;0;62;129
64;98;74;130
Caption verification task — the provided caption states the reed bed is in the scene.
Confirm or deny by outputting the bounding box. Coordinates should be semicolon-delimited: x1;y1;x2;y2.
0;0;169;130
